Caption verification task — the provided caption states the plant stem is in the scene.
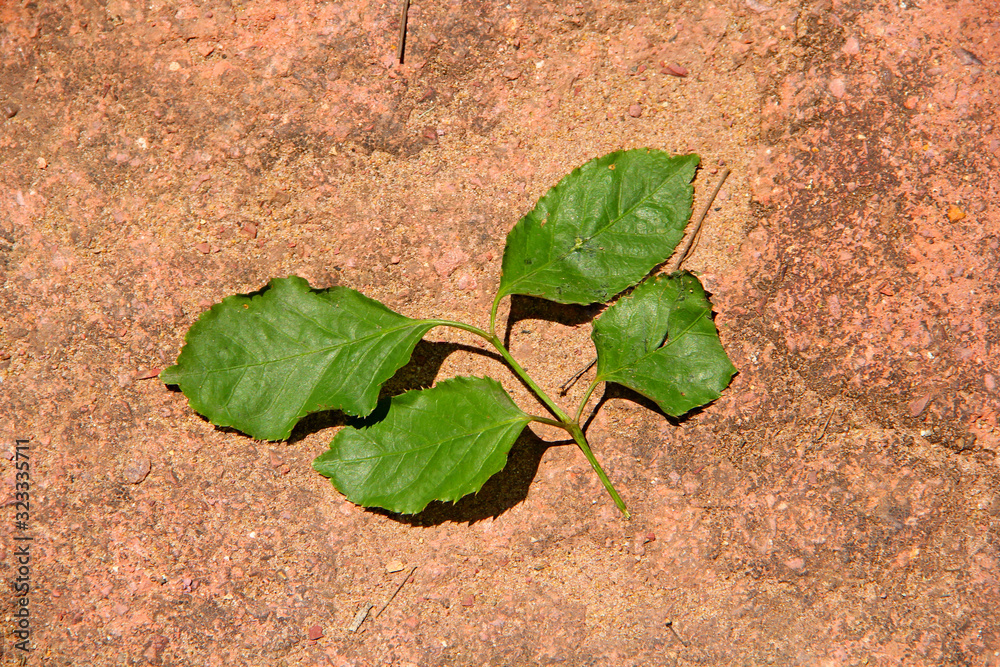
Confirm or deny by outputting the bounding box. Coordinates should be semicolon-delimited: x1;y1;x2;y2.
527;414;565;428
489;332;571;423
428;319;567;420
575;378;601;424
568;422;630;518
428;318;493;341
430;318;631;518
488;293;503;336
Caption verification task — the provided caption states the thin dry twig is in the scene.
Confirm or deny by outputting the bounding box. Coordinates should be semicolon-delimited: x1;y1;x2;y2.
813;406;837;443
347;602;374;633
375;565;417;618
665;620;690;647
560;358;596;395
666;166;731;272
397;0;411;64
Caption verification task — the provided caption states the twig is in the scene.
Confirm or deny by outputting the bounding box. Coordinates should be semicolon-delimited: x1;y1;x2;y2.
560;167;732;394
665;620;690;647
375;565;417;618
667;166;731;272
397;0;411;64
559;358;596;395
812;406;837;443
347;602;374;633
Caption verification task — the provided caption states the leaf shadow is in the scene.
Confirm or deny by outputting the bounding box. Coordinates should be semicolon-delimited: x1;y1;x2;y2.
367;428;569;526
580;383;683;433
501;294;603;348
287;339;505;443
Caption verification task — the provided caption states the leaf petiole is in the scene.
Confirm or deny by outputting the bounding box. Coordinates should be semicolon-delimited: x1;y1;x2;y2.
527;414;565;429
575;378;601;424
489;292;504;336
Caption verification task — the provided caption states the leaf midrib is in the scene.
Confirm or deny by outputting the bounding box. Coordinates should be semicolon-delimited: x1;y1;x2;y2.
190;318;434;375
338;415;531;463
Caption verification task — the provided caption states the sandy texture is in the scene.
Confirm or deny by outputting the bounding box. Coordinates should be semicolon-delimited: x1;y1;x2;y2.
1;0;998;664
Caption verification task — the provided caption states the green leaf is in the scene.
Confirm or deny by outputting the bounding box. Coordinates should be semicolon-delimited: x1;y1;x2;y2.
592;272;736;417
497;149;699;305
161;276;436;441
313;376;531;514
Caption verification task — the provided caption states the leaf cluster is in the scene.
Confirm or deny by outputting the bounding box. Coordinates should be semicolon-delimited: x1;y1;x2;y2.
162;149;736;518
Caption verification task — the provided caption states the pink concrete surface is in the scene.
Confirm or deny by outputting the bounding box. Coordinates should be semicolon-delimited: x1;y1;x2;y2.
1;0;998;665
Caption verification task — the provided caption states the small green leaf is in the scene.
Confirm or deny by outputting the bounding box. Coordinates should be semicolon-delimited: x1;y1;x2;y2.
592;273;736;417
161;276;436;441
497;149;699;305
313;376;531;514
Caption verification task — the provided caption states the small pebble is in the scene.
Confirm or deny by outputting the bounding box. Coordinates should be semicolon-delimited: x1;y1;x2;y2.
307;625;323;641
195;242;210;254
239;223;257;239
909;393;933;417
628;103;643;118
841;37;860;55
955;47;983;67
663;63;688;77
433;248;468;277
269;450;283;468
36;157;47;169
633;535;647;556
3;104;19;119
124;456;151;484
947;205;966;222
828;78;846;99
461;594;475;607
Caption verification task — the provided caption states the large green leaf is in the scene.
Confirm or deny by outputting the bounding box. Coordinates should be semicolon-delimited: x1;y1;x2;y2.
161;276;436;441
497;149;699;305
592;273;736;417
313;376;531;514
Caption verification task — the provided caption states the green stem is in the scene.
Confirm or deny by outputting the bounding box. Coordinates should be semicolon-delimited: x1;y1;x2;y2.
427;319;493;341
568;423;630;518
575;378;601;424
427;319;567;421
428;318;630;518
528;414;565;429
489;292;504;336
487;333;571;423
